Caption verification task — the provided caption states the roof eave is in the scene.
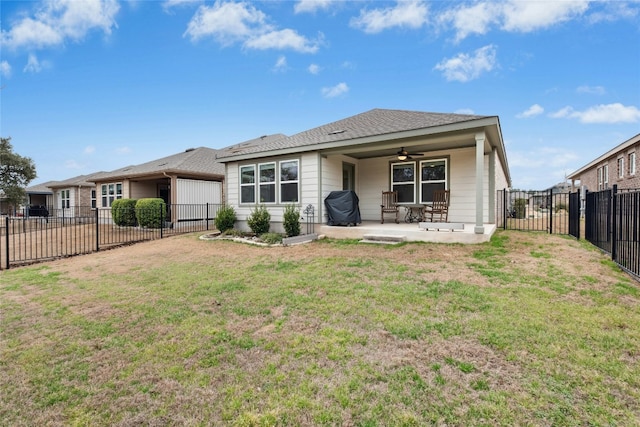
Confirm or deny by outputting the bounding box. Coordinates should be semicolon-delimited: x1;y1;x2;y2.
218;116;502;163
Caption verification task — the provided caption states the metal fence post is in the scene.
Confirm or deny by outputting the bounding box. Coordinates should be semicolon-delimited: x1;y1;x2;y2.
160;204;165;239
4;218;9;270
502;189;507;230
206;203;210;231
611;184;618;262
95;208;100;252
548;189;553;234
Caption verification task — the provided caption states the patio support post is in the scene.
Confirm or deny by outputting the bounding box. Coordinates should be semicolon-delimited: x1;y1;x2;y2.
488;147;496;223
474;132;486;234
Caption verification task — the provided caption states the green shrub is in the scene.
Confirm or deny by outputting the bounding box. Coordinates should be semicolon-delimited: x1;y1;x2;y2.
135;198;166;229
514;198;527;219
260;232;283;245
555;203;568;213
215;205;236;232
247;204;270;235
111;199;138;226
283;204;301;237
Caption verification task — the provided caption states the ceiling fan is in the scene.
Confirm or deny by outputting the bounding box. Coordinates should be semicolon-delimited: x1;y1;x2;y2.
394;147;424;161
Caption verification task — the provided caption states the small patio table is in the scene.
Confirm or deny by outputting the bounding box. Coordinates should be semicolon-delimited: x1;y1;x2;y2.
403;204;426;223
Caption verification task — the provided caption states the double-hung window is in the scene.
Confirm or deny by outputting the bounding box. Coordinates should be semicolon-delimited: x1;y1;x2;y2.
391;162;415;203
280;160;299;203
630;152;636;176
618;157;624;179
101;183;122;207
259;163;276;203
240;165;256;204
420;159;447;203
61;189;70;209
597;165;609;190
240;159;299;204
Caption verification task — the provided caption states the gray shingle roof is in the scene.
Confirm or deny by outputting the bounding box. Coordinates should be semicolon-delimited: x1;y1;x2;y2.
47;172;107;189
216;109;488;159
25;181;56;194
92;147;224;181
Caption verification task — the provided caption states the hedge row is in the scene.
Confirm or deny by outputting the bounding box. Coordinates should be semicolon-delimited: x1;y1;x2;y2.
111;198;167;229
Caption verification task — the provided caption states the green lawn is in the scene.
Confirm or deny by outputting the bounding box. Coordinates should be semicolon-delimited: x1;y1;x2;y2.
1;231;638;426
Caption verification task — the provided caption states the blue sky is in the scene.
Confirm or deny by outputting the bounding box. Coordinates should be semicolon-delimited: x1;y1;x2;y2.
1;0;639;190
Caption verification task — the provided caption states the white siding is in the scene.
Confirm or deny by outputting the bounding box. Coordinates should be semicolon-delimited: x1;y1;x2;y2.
176;179;221;204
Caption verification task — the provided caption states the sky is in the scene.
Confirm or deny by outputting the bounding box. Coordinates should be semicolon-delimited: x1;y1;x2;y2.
1;0;639;190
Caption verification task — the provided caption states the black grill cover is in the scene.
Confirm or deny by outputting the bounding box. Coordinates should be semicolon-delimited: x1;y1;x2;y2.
324;191;361;226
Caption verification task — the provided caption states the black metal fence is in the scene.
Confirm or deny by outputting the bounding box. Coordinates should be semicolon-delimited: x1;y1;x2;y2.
1;204;222;270
496;189;574;235
586;186;640;279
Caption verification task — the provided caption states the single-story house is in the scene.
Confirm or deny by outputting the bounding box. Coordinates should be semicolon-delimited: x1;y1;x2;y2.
45;172;106;217
216;108;511;239
24;181;55;210
568;132;639;192
89;147;224;223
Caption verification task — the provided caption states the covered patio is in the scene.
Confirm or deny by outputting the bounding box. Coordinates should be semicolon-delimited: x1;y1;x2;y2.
318;221;496;244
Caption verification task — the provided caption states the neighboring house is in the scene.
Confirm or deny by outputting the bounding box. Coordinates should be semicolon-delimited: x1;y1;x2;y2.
25;181;55;209
46;172;106;217
568;133;640;192
89;147;224;223
216;108;511;235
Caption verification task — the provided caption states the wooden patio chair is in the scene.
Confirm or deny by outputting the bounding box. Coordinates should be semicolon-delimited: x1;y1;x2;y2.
380;191;399;224
424;190;450;222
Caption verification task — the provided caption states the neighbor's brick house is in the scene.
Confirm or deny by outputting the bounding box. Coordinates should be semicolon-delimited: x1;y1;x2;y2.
568;133;639;191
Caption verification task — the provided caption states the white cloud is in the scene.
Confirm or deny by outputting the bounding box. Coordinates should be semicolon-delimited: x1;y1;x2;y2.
434;44;497;82
438;2;500;42
438;0;591;42
308;63;320;74
162;0;201;12
184;2;320;53
1;0;120;50
454;108;475;115
1;61;11;78
576;85;606;95
586;2;639;24
273;55;287;72
509;146;578;169
550;103;640;124
517;104;544;118
321;82;349;98
84;145;96;154
350;0;429;34
23;54;50;73
294;0;337;14
245;29;321;54
65;159;83;170
501;1;589;32
184;2;267;45
116;146;131;155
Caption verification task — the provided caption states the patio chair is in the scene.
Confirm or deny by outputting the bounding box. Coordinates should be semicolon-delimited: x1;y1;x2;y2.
424;190;450;222
381;191;399;224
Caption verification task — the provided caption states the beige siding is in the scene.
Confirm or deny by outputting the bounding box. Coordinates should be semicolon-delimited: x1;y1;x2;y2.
129;181;156;200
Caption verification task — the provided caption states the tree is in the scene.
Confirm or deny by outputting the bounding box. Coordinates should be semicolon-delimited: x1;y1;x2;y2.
0;137;37;209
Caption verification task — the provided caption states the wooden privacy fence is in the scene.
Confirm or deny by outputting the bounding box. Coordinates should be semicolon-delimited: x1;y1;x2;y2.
0;204;222;270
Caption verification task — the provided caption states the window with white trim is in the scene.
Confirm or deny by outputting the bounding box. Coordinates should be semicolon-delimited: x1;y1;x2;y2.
259;162;276;203
618;157;624;178
101;183;122;207
239;159;299;204
597;165;609;190
280;160;299;203
630;152;636;176
91;190;96;209
391;162;415;204
61;189;70;209
420;159;447;203
240;165;256;204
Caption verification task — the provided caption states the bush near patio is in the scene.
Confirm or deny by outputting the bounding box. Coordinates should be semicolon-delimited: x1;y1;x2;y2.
247;204;270;235
111;199;138;227
135;198;166;229
283;204;301;237
214;204;236;233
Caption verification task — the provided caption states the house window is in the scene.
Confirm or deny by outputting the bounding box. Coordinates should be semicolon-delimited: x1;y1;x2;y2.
391;162;415;204
280;160;299;203
618;157;624;179
101;183;122;207
259;163;276;203
61;189;70;209
420;159;447;203
240;165;256;204
91;190;96;209
630;152;636;176
240;160;299;205
597;165;609;190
